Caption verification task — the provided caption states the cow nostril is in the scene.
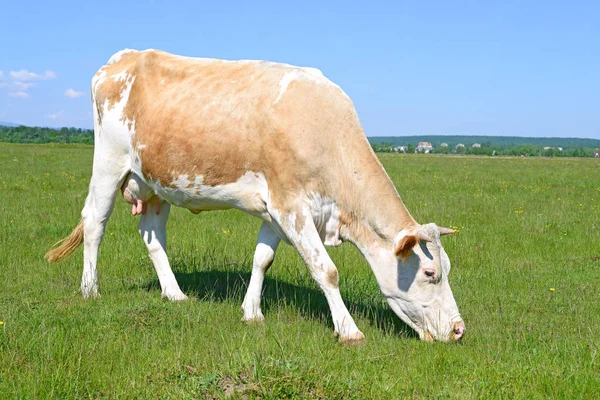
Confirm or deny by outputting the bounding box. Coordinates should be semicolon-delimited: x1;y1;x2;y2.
453;322;465;340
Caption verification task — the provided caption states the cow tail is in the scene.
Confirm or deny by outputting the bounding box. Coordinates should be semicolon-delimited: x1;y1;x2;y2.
44;221;84;263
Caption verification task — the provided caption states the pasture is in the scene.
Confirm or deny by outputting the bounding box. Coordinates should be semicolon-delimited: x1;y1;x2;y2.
1;142;598;398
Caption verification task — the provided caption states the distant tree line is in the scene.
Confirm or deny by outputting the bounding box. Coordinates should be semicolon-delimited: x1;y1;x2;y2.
369;135;600;149
371;141;599;157
0;125;94;145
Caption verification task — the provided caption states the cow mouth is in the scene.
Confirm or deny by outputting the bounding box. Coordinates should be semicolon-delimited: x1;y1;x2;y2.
422;330;434;342
420;321;465;342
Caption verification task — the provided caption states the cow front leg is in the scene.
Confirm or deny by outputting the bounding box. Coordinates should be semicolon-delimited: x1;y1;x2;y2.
138;201;187;301
241;222;280;322
275;207;365;344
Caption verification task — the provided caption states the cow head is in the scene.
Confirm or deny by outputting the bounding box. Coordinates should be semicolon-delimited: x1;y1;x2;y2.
376;223;465;342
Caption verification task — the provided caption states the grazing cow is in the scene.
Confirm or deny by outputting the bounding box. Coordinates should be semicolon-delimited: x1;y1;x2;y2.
45;49;465;343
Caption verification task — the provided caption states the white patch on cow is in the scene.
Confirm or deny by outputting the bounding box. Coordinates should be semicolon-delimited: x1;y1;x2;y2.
111;70;131;84
143;171;270;218
154;50;218;65
97;73;136;159
273;70;302;105
303;67;324;79
273;67;339;105
308;193;343;246
171;173;192;190
107;49;138;65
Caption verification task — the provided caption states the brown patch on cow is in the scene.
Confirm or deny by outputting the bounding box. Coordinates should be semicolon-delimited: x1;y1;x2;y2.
294;211;306;233
395;234;419;260
93;49;417;239
326;268;339;288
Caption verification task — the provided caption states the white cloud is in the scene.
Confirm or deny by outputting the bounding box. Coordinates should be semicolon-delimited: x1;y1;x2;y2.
14;81;34;90
2;68;57;99
65;88;85;98
10;69;41;81
46;110;64;120
10;69;57;82
8;91;30;99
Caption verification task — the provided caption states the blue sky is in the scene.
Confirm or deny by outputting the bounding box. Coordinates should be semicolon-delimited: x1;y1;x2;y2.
1;1;598;138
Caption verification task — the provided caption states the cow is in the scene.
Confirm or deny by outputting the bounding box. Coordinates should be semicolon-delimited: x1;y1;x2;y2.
45;49;465;343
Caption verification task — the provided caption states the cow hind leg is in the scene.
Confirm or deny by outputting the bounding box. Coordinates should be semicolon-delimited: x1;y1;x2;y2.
80;164;129;298
273;207;365;344
138;200;187;301
241;222;280;322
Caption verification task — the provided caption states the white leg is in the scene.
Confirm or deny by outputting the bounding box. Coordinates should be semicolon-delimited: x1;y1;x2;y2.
241;222;280;322
138;201;187;301
275;207;364;343
80;169;124;298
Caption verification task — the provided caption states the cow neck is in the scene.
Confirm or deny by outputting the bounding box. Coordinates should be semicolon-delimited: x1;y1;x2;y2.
335;136;417;248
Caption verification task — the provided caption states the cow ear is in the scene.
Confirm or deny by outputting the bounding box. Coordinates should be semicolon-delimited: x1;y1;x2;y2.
395;234;420;260
438;226;456;236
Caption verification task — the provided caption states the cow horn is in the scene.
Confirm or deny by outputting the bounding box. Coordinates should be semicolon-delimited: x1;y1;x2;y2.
438;226;456;236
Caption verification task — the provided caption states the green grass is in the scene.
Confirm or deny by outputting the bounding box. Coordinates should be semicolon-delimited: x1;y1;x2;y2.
1;143;599;398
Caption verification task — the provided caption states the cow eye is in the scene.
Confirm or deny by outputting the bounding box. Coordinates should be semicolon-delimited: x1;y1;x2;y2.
424;270;435;278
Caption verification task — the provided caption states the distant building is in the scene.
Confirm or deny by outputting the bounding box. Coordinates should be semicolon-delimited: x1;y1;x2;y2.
394;146;407;153
472;143;481;148
595;151;600;158
415;141;433;153
440;143;449;147
455;143;465;150
544;146;563;152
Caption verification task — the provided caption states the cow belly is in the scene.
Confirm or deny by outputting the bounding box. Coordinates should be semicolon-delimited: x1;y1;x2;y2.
143;170;270;217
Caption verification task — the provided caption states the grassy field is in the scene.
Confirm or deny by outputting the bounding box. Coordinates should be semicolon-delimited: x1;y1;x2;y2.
1;143;599;398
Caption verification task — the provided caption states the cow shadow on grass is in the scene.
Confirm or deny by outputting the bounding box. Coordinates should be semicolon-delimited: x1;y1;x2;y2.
142;259;418;340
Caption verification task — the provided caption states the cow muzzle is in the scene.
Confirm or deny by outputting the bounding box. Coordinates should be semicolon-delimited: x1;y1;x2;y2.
422;321;465;342
452;321;465;341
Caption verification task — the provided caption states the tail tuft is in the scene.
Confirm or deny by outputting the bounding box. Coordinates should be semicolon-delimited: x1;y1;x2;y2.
45;221;84;263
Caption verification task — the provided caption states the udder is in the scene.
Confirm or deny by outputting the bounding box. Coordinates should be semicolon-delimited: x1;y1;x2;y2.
121;172;161;215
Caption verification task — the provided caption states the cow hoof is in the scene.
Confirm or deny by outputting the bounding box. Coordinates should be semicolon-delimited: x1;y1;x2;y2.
162;291;188;301
338;331;366;346
81;288;100;299
241;314;265;324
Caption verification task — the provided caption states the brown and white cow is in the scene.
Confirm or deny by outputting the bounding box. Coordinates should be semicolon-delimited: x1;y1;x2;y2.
45;49;465;343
